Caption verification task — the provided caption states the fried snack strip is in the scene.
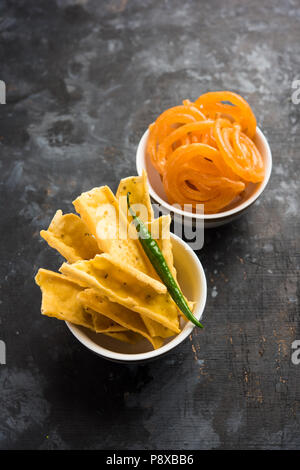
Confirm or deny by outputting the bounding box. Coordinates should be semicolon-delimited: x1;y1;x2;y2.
148;214;176;279
35;268;124;333
117;173;176;338
116;170;154;224
40;210;100;263
78;290;163;350
35;268;94;330
117;176;177;338
73;186;157;279
74;184;175;338
82;306;127;333
60;254;180;334
142;214;181;337
147;215;196;322
103;331;141;344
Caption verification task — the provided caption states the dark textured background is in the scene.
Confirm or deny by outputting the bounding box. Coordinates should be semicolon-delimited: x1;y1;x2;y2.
0;0;299;450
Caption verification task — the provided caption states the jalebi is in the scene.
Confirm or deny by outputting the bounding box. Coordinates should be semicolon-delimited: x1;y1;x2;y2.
195;91;257;139
146;91;264;213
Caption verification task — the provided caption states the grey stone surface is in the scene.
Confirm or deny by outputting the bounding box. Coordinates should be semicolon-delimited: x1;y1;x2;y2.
0;0;300;450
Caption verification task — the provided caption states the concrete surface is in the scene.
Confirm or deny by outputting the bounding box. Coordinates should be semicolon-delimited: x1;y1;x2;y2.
0;0;299;450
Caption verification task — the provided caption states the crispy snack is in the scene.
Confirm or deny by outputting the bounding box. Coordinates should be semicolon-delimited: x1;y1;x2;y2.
116;170;154;223
73;185;157;278
40;210;100;263
63;252;166;294
103;331;141;344
147;214;194;322
74;184;176;338
35;172;194;351
147;215;177;279
35;269;125;334
84;306;127;333
60;254;180;334
143;215;179;337
35;268;93;330
116;172;175;338
127;193;203;329
78;290;163;349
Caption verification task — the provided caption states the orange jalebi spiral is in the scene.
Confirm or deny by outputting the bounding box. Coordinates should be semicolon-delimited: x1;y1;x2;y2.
156;120;214;172
213;118;264;183
195;91;257;139
147;91;264;213
147;104;206;173
162;144;245;214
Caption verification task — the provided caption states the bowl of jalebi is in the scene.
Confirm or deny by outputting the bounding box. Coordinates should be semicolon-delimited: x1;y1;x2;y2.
136;91;272;229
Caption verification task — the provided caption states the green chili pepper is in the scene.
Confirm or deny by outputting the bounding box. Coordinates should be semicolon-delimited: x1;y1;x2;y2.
127;192;203;328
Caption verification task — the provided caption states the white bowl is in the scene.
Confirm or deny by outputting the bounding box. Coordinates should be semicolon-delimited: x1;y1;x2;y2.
136;127;272;228
66;232;207;363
